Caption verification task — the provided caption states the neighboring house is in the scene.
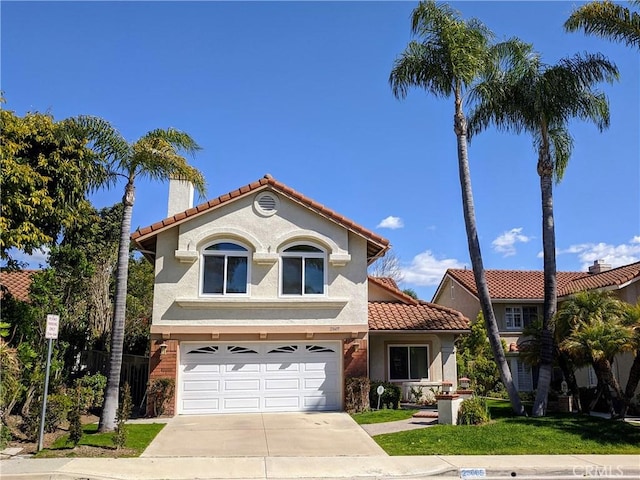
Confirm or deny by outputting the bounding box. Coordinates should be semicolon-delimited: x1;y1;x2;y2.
368;276;469;401
0;269;37;302
432;261;640;393
131;174;469;415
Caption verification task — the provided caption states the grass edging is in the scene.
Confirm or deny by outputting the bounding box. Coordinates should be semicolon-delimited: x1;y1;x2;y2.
37;423;165;458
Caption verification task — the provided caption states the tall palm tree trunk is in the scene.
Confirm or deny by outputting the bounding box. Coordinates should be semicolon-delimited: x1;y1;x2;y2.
533;153;557;416
99;181;134;432
622;354;640;418
454;88;524;415
593;357;624;418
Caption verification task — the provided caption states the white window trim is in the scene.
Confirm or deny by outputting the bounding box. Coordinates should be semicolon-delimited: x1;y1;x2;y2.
387;344;430;382
200;239;251;297
505;306;523;330
279;242;327;297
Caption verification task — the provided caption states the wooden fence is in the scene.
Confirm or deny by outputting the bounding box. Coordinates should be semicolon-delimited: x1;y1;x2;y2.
79;350;150;411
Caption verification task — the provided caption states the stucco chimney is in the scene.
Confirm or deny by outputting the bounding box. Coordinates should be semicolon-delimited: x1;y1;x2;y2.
588;259;612;274
167;178;194;217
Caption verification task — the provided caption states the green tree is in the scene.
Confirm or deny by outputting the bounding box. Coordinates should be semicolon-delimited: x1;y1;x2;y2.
557;291;634;417
518;318;584;413
389;0;524;414
468;46;618;416
621;301;640;416
124;256;154;355
73;117;206;432
456;314;506;396
565;0;640;50
0;108;107;265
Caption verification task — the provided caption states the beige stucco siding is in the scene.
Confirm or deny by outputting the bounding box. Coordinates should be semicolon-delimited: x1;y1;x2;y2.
151;191;368;328
434;278;481;322
368;333;458;385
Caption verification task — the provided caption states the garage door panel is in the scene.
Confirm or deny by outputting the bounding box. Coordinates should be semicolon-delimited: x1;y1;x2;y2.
265;362;299;372
264;397;300;409
180;341;341;414
223;397;261;410
183;363;222;373
265;378;300;390
182;380;220;392
182;398;220;412
224;378;261;391
225;363;260;373
303;395;336;409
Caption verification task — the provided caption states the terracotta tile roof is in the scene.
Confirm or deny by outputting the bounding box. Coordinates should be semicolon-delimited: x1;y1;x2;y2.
446;269;588;300
132;174;389;261
368;301;469;331
0;270;37;302
560;261;640;296
372;276;400;291
445;262;640;300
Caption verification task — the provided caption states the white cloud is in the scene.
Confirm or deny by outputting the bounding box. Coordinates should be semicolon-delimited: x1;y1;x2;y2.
3;247;50;268
557;237;640;270
377;216;404;230
492;227;532;257
401;250;465;287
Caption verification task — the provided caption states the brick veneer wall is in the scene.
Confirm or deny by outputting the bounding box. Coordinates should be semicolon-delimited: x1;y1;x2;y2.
147;339;178;417
343;338;368;378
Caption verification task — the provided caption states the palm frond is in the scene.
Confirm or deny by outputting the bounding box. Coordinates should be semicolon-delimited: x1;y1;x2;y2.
61;115;128;190
131;133;206;196
565;0;640;50
546;126;573;182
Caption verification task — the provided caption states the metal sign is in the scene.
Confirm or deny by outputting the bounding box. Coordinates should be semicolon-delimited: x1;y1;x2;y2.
45;314;59;339
376;385;384;395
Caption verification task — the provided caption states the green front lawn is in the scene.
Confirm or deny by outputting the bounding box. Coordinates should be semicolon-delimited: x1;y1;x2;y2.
38;423;165;458
352;408;419;424
370;400;640;455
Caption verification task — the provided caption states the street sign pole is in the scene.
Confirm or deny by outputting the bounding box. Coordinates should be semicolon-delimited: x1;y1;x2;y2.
37;337;53;452
38;314;59;452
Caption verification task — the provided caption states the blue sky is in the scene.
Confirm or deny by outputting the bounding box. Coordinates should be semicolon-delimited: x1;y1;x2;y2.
3;1;638;301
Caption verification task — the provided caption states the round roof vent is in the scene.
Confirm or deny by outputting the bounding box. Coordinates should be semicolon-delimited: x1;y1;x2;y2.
254;192;279;216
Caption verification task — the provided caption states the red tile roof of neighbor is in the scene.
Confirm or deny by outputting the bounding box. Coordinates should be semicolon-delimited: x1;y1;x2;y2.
0;270;38;302
443;261;640;300
368;276;469;331
562;261;640;295
131;174;390;261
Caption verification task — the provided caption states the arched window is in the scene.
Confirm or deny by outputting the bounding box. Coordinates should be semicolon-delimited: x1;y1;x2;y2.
201;241;249;295
280;244;325;295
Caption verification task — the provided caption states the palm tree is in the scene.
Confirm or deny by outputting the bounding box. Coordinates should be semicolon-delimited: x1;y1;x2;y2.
565;0;640;50
557;291;633;417
72;117;206;431
621;301;640;416
468;46;618;416
389;0;524;415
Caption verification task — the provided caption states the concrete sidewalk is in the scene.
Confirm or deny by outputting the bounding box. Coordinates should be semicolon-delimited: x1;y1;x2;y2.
2;454;639;479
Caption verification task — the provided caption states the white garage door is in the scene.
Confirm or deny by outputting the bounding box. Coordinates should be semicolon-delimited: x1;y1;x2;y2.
179;341;341;414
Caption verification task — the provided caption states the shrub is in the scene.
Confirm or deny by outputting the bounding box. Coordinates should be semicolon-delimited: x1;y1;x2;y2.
23;391;73;440
457;396;491;425
67;388;83;446
147;378;175;417
73;373;107;413
369;381;401;410
345;377;370;413
113;383;132;449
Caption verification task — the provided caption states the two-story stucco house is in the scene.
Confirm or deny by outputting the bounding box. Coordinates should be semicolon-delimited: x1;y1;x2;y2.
432;261;640;393
132;175;469;415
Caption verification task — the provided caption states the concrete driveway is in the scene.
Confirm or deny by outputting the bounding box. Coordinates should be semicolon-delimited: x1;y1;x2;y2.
140;412;386;457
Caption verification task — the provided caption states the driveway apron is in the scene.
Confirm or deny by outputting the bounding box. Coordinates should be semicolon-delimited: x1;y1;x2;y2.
141;412;386;457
